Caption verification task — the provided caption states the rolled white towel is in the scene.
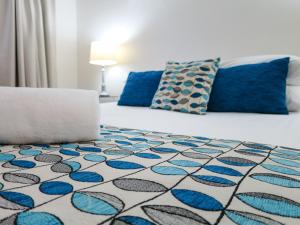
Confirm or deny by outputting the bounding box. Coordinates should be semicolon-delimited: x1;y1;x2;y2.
0;87;100;144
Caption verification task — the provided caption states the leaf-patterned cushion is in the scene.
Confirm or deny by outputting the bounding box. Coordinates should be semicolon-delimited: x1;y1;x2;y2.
151;58;220;114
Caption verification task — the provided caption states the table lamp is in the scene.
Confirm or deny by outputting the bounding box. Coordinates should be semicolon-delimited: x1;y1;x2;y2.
89;41;117;97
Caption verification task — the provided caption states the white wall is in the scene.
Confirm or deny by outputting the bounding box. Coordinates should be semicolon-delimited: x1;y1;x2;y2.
55;0;78;88
77;0;300;95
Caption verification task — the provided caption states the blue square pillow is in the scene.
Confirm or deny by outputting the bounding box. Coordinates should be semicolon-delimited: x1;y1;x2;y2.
118;71;163;107
207;57;290;114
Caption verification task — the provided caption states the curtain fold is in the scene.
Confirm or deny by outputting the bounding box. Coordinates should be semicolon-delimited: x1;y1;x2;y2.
0;0;16;86
0;0;56;88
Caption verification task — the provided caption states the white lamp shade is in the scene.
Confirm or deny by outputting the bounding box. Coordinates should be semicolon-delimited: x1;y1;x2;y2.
89;41;117;66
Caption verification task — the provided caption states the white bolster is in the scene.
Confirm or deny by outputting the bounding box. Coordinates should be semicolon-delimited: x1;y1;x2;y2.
0;87;100;144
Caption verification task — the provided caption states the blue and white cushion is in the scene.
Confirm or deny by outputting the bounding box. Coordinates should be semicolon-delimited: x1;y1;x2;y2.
151;58;220;114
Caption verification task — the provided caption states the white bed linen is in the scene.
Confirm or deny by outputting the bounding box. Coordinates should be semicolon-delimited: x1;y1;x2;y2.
100;102;300;148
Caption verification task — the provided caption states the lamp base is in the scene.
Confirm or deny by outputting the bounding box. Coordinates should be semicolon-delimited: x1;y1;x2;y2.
100;91;110;97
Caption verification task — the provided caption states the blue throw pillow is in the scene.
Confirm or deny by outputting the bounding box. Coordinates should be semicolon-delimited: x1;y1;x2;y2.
118;71;163;107
207;57;290;114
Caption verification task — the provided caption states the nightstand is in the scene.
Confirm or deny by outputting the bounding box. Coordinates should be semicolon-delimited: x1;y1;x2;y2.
99;96;119;103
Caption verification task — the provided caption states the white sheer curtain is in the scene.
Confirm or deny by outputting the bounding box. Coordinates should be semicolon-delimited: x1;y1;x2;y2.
0;0;56;87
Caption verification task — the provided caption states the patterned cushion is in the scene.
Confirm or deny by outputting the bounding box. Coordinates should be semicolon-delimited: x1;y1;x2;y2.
151;58;220;114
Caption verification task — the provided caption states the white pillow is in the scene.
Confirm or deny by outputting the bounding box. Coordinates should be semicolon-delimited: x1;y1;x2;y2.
287;86;300;112
221;55;300;86
0;87;100;144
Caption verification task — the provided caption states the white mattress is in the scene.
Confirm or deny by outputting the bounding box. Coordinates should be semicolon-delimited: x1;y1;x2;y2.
100;102;300;148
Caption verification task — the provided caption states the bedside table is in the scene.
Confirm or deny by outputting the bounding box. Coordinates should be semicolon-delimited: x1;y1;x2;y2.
99;96;119;103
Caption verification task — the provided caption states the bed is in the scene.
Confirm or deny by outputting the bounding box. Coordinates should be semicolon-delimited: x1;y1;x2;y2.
0;103;299;225
101;103;300;149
